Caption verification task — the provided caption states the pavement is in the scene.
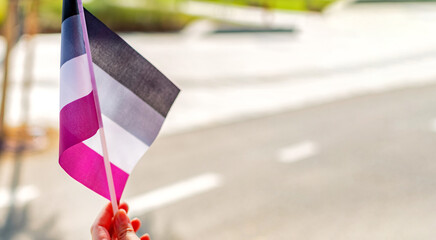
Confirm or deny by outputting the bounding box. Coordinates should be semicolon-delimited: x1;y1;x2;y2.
2;1;436;240
5;2;436;134
2;80;436;239
138;83;436;240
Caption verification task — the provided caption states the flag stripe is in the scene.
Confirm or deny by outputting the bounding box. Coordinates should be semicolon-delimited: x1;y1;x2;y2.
60;54;92;110
59;3;180;201
62;0;79;22
59;91;99;154
61;15;86;66
83;115;149;174
60;142;128;201
85;9;179;117
94;64;165;146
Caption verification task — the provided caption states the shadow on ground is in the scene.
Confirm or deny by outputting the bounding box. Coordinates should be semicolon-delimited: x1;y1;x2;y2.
0;144;60;240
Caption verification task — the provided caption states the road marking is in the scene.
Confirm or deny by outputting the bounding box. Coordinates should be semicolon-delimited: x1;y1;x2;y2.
0;185;40;208
431;119;436;132
278;141;318;163
128;173;222;216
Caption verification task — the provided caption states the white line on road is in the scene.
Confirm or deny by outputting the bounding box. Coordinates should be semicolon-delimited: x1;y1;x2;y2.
430;119;436;132
128;173;222;216
278;141;319;163
0;185;40;208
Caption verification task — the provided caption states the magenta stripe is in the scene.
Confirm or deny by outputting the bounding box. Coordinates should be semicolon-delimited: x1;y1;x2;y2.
59;91;99;155
59;142;129;201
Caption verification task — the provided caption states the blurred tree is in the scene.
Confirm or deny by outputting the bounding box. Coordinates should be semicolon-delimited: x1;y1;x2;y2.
20;0;39;129
0;0;20;143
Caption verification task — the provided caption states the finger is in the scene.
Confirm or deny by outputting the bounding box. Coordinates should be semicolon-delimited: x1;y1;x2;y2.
91;202;115;233
140;233;150;240
92;225;111;240
102;203;128;239
131;218;141;232
114;209;137;240
111;203;128;236
119;202;129;213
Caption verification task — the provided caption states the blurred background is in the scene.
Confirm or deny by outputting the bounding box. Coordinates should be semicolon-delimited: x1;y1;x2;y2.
2;0;436;239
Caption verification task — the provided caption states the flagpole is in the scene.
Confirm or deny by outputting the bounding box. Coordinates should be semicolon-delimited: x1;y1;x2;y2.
76;0;119;215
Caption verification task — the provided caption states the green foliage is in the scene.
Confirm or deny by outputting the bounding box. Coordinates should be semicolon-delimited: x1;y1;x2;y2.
84;1;194;32
38;0;193;32
0;0;6;24
38;0;62;32
0;0;337;33
195;0;336;11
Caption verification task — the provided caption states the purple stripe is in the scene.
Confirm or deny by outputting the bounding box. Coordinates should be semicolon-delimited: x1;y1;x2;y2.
59;91;99;155
59;142;129;201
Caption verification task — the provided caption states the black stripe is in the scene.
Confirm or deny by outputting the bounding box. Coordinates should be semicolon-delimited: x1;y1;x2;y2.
85;9;180;117
62;0;79;22
94;65;165;146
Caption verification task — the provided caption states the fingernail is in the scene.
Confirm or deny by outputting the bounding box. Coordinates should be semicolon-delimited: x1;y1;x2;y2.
115;209;129;228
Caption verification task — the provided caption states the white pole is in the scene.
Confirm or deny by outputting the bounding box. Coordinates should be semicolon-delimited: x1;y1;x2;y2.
76;0;119;215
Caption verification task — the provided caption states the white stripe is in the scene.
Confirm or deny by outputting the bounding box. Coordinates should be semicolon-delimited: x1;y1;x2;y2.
0;185;40;208
60;54;92;110
83;114;148;174
128;173;222;215
278;141;318;163
93;63;165;146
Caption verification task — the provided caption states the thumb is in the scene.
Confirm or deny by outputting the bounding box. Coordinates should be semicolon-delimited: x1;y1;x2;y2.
114;209;138;240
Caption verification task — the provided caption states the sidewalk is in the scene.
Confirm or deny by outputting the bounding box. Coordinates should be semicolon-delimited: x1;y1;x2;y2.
3;2;436;134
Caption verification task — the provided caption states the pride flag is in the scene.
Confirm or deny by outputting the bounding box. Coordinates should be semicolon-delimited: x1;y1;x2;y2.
59;0;179;201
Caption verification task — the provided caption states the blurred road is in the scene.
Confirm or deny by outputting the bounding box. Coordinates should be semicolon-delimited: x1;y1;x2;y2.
2;81;436;239
2;1;436;240
127;83;436;240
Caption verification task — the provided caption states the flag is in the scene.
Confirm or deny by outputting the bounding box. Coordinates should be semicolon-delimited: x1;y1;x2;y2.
59;0;179;201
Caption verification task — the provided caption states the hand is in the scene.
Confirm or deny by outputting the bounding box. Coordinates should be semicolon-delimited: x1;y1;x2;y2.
91;202;150;240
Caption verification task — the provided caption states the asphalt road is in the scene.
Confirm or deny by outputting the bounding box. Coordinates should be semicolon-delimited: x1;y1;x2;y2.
2;83;436;240
134;83;436;240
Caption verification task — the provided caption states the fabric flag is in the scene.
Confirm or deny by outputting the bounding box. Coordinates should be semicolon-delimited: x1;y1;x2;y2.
59;0;179;201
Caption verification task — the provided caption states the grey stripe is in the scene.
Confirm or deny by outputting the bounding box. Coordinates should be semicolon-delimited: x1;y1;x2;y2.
61;15;86;66
85;9;180;117
94;64;165;146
